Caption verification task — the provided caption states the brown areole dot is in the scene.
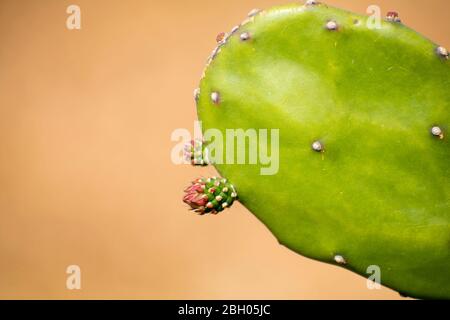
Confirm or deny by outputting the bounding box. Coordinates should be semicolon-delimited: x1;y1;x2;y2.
437;46;449;59
211;91;220;105
193;88;200;102
326;20;338;31
334;255;347;265
312;141;324;152
431;126;444;139
305;0;319;6
248;8;261;18
240;32;251;41
216;32;226;43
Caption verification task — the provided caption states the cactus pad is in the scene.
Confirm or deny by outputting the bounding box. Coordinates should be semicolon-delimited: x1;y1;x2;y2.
193;3;449;299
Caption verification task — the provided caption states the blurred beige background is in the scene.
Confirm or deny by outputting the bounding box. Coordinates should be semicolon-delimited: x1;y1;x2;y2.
0;0;448;299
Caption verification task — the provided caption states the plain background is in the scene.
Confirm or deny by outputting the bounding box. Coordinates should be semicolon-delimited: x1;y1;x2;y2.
0;0;448;299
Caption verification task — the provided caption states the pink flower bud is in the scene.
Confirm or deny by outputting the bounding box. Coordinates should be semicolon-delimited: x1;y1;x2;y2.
183;179;208;212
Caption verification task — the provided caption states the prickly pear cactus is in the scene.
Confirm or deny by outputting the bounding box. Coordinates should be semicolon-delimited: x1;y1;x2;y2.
187;2;450;299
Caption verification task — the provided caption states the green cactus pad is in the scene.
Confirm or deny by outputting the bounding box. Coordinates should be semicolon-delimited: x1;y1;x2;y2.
195;3;449;299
